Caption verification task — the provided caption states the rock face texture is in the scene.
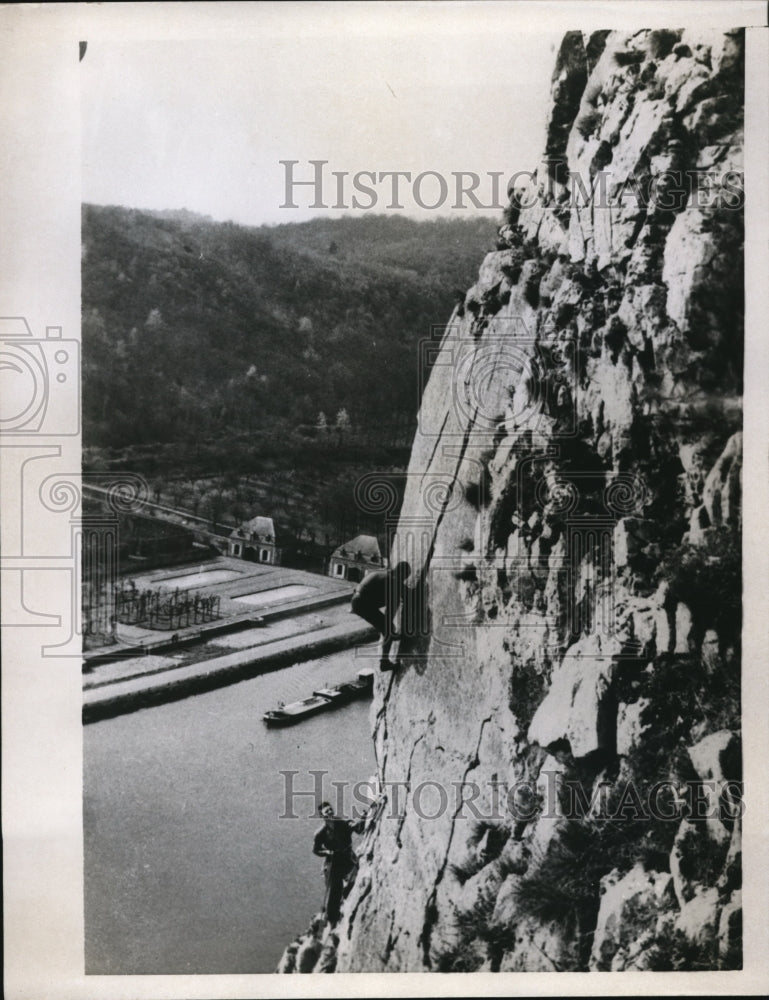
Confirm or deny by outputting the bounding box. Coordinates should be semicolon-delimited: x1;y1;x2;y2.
282;27;743;973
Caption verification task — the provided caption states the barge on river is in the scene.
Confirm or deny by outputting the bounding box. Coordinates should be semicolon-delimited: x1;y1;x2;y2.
262;668;374;727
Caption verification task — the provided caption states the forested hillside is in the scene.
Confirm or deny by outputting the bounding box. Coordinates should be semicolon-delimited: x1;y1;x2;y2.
82;206;497;453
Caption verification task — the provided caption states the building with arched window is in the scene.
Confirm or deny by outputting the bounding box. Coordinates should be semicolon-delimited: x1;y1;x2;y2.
327;534;385;583
228;516;280;565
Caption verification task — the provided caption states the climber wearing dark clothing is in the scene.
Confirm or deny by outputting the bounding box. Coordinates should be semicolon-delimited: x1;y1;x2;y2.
350;561;412;671
313;802;364;925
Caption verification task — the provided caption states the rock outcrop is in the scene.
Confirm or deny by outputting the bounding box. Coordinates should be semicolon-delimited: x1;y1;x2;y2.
281;26;743;974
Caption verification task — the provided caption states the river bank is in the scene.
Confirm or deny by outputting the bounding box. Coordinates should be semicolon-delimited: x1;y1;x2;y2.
84;556;378;722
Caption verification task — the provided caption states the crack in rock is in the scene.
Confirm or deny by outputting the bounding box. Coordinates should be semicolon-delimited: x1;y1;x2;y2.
418;406;479;587
418;715;493;968
396;732;427;848
345;877;372;940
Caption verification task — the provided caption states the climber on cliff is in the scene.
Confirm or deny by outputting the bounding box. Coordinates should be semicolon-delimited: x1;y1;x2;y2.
350;560;412;671
313;801;364;926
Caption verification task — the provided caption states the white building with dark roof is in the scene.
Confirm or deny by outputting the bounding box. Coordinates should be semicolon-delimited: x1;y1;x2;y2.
228;516;280;565
328;534;385;583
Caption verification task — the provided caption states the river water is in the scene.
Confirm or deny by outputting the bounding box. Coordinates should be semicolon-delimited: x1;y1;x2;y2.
84;645;378;973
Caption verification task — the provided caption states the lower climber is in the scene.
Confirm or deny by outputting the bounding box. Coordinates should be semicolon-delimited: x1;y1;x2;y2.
313;801;364;925
350;561;412;671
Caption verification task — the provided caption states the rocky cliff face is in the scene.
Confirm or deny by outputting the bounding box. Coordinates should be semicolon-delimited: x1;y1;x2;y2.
280;27;743;974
